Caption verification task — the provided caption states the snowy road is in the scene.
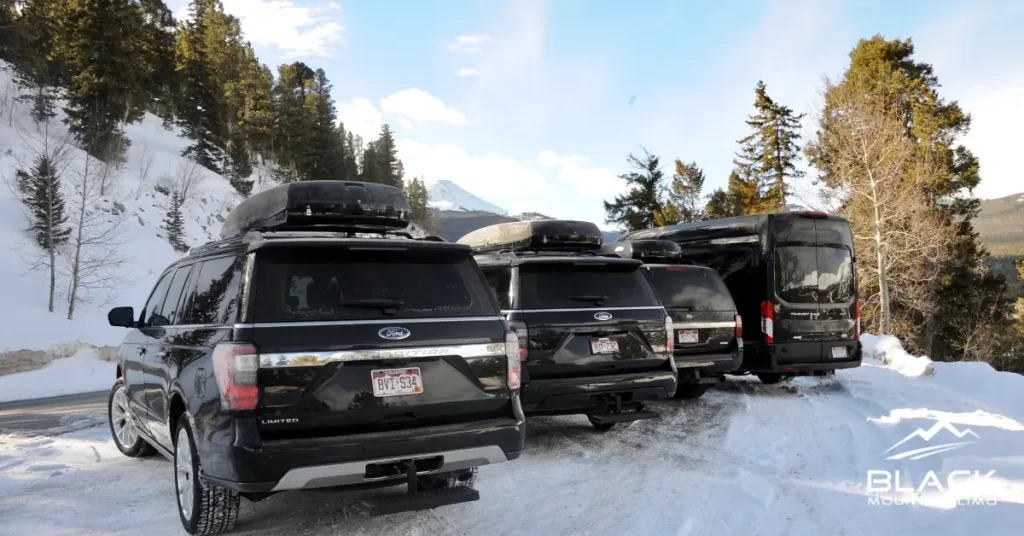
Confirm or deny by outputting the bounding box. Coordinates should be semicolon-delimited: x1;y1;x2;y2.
2;361;1023;535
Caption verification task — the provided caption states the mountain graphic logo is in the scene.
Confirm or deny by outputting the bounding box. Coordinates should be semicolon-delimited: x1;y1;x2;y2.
884;420;980;460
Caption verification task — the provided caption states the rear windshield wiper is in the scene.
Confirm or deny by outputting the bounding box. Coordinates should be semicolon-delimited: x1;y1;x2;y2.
341;299;404;315
571;294;607;304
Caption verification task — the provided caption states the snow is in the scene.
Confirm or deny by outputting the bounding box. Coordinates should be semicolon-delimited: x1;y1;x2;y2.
0;347;114;403
427;179;507;215
2;342;1023;535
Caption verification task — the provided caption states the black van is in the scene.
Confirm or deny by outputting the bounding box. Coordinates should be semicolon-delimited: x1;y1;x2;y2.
602;240;742;399
620;212;861;383
459;220;677;430
106;181;524;535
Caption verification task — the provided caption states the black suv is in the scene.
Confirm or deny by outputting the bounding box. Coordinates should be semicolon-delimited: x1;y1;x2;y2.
106;181;525;535
459;220;677;431
603;240;742;399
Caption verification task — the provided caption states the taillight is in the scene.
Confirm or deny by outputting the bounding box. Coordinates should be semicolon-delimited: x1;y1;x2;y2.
665;315;674;354
856;300;862;341
509;320;529;361
760;301;774;343
504;330;521;390
735;314;743;338
212;342;259;411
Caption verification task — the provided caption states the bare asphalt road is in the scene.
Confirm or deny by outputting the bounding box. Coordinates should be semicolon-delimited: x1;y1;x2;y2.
0;391;107;432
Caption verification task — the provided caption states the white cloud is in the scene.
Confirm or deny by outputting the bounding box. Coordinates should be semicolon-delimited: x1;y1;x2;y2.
536;150;586;168
380;89;469;126
397;117;415;131
449;34;489;53
397;139;552;204
961;85;1024;199
555;164;623;196
337;98;382;140
169;0;344;57
456;68;481;77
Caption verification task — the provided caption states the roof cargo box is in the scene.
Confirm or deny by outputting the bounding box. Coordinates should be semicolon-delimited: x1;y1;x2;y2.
457;220;602;253
220;180;410;239
600;240;682;262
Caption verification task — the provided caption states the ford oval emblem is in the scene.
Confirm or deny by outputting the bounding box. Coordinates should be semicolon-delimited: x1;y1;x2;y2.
594;312;613;321
378;327;411;340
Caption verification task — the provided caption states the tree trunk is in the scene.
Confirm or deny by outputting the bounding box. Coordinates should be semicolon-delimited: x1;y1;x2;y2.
868;171;890;334
68;158;89;320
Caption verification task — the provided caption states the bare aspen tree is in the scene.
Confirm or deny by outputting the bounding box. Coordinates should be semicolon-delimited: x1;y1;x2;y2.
64;152;131;320
174;158;205;203
135;140;154;200
810;81;954;337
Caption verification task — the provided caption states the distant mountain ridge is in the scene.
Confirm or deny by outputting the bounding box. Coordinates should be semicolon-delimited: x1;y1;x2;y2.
977;193;1024;256
427;180;507;215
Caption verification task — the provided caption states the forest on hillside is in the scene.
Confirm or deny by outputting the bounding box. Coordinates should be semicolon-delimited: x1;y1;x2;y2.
601;36;1024;372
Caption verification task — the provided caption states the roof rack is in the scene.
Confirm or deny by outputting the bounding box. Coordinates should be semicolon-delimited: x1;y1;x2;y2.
457;220;603;254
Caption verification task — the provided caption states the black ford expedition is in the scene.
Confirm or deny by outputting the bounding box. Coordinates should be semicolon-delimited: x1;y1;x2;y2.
603;240;742;399
459;220;677;431
106;181;525;535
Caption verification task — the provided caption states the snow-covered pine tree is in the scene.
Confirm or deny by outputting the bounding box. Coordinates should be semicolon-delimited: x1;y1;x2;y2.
16;154;70;312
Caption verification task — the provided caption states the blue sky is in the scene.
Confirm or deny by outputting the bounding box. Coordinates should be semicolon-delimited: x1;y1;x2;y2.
170;0;1024;228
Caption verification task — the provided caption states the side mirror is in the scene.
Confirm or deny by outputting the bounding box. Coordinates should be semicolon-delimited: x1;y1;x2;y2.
108;306;136;328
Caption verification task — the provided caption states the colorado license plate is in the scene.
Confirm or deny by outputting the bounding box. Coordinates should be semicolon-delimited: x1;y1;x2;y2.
371;367;423;397
831;346;848;359
590;338;619;354
678;330;699;344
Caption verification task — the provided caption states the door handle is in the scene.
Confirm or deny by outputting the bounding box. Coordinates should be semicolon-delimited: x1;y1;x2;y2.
138;347;147;355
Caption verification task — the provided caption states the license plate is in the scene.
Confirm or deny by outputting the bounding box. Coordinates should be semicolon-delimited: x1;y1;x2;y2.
590;338;619;354
371;367;423;397
831;346;848;359
678;330;699;344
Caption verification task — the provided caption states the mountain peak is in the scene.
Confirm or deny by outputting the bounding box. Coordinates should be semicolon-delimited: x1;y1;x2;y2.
427;179;507;215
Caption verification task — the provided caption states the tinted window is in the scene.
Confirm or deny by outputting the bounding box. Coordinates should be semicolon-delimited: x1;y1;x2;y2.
141;272;173;326
254;248;497;321
518;263;658;309
774;247;854;304
184;256;243;325
644;266;735;311
156;266;193;326
481;266;512;310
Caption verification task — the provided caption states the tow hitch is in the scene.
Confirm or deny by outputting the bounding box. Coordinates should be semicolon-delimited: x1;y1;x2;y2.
588;394;659;425
358;460;480;516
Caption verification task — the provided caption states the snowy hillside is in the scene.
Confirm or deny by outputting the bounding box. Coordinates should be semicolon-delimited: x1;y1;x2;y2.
0;64;249;353
2;334;1023;535
427;179;507;215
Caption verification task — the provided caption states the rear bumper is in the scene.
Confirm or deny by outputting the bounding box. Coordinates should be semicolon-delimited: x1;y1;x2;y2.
520;370;677;415
199;416;525;493
674;349;743;375
737;340;862;373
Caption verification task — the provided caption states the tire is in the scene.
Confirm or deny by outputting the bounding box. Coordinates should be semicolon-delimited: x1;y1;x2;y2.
587;415;616;432
108;378;154;457
175;417;240;535
674;384;709;400
417;467;478;490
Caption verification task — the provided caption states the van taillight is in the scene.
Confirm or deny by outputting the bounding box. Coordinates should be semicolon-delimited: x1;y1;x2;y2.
212;342;259;411
856;300;862;341
760;301;774;343
509;320;529;361
735;314;743;338
504;330;521;390
665;315;674;354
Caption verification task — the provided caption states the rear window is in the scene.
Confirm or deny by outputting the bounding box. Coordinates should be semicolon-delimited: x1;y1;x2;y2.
774;246;854;304
644;266;735;312
517;262;659;309
254;248;498;321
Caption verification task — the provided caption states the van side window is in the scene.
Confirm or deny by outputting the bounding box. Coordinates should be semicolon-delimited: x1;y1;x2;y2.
154;265;193;326
183;256;243;325
140;272;173;327
481;267;512;310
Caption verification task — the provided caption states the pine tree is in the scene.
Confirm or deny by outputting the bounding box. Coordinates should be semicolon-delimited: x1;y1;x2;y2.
229;47;273;163
176;0;225;172
271;61;315;180
226;133;252;195
704;170;766;218
603;149;665;232
734;81;804;210
53;0;156;161
164;191;187;252
16;154;70;312
138;0;177;122
303;68;344;180
404;177;431;229
655;159;706;225
359;139;381;183
374;124;403;187
12;0;64;123
342;131;360;180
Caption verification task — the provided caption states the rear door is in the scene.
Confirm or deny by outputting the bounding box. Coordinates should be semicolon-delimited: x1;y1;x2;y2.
643;265;737;359
249;246;511;440
514;260;668;379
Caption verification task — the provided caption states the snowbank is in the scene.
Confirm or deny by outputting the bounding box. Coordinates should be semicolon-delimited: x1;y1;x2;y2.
0;346;114;402
861;333;935;376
